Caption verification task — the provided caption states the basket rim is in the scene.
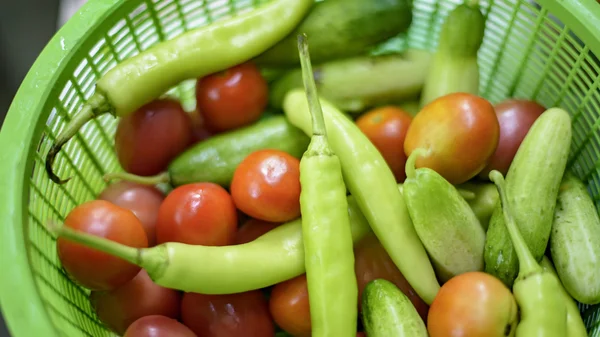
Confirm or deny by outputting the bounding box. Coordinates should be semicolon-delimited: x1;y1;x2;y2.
0;0;599;336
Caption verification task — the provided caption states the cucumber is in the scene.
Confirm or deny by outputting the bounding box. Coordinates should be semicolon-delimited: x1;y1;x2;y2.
254;0;413;67
420;1;485;107
484;108;572;287
361;279;428;337
269;50;432;113
550;172;600;305
167;116;310;187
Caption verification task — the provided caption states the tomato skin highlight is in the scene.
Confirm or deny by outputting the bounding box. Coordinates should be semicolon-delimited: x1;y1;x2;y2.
235;218;281;244
123;315;197;337
156;183;238;246
356;106;412;183
269;274;312;337
404;92;499;185
57;200;148;291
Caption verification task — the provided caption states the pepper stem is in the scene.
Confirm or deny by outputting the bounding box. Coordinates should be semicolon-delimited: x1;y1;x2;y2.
458;189;476;200
405;148;431;180
103;171;170;185
489;170;541;276
298;34;327;138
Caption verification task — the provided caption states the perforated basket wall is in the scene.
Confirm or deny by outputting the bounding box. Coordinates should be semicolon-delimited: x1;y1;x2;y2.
1;0;600;336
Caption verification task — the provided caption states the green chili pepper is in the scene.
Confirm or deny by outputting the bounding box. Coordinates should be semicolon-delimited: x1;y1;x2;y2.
47;194;371;295
296;33;357;337
45;0;313;185
283;93;440;305
489;170;567;337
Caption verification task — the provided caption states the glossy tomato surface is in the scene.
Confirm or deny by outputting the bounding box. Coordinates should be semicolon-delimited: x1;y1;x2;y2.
181;290;274;337
269;274;311;337
156;183;237;246
57;200;148;291
356;106;412;182
404;93;499;185
235;218;281;245
427;272;518;337
124;315;197;337
231;149;301;223
115;98;193;176
196;62;268;133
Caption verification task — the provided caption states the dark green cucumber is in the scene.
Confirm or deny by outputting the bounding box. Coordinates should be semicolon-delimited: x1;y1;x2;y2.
254;0;413;67
550;172;600;305
362;279;428;337
167;116;310;187
484;108;572;288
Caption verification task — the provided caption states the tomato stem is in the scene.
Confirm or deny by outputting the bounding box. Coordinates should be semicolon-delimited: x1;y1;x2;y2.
405;148;430;180
103;171;170;185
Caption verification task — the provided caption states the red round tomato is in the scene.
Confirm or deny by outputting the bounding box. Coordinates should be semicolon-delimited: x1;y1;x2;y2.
57;200;148;291
98;181;164;247
156;183;238;246
404;93;499;185
479;99;545;178
356;106;412;182
124;315;197;337
427;272;518;337
189;108;214;144
90;270;181;335
115;98;193;176
235;219;281;245
181;290;274;337
231;149;301;223
269;274;311;337
196;62;268;133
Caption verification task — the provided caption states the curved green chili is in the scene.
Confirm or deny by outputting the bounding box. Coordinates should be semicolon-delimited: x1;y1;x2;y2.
283;93;440;305
490;170;567;337
297;33;357;337
45;0;313;184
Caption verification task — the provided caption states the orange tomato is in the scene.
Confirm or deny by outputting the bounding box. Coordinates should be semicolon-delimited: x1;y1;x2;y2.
269;274;312;337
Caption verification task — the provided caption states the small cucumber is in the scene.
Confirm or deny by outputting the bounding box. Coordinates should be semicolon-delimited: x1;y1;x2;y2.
254;0;413;67
361;279;428;337
550;172;600;305
457;182;499;230
270;50;432;113
167;116;310;187
484;108;572;287
420;1;485;107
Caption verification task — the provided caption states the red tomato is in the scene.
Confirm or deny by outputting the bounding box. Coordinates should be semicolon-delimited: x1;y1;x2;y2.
269;275;311;337
231;150;301;223
404;93;500;185
235;219;281;245
181;291;274;337
156;183;237;246
196;62;268;133
479;99;545;178
427;272;518;337
90;270;181;335
357;333;366;337
57;200;148;291
356;106;413;182
98;181;164;247
124;315;197;337
189;108;213;144
115;98;193;176
354;233;429;321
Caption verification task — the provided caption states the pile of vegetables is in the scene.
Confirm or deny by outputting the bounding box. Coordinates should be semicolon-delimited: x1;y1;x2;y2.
43;0;600;336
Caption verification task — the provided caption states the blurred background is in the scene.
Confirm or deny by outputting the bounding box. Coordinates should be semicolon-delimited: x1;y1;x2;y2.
0;1;87;335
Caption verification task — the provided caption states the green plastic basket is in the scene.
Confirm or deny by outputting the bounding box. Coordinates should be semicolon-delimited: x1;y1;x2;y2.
1;0;600;336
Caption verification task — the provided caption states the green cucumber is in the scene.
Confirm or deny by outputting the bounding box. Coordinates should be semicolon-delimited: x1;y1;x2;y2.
484;108;572;287
457;182;499;230
269;50;432;113
167;115;310;187
550;172;600;305
254;0;413;67
420;1;485;107
361;279;428;337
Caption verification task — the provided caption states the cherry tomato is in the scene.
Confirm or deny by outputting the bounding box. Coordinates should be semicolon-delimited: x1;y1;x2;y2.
156;183;237;246
479;99;545;178
354;233;429;321
356;106;413;182
269;275;311;337
57;200;148;291
427;272;518;337
98;181;164;247
235;218;281;245
357;333;366;337
231;149;301;223
115;98;193;176
181;290;274;337
404;93;500;185
189;108;213;144
124;315;197;337
196;62;268;133
90;270;181;335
